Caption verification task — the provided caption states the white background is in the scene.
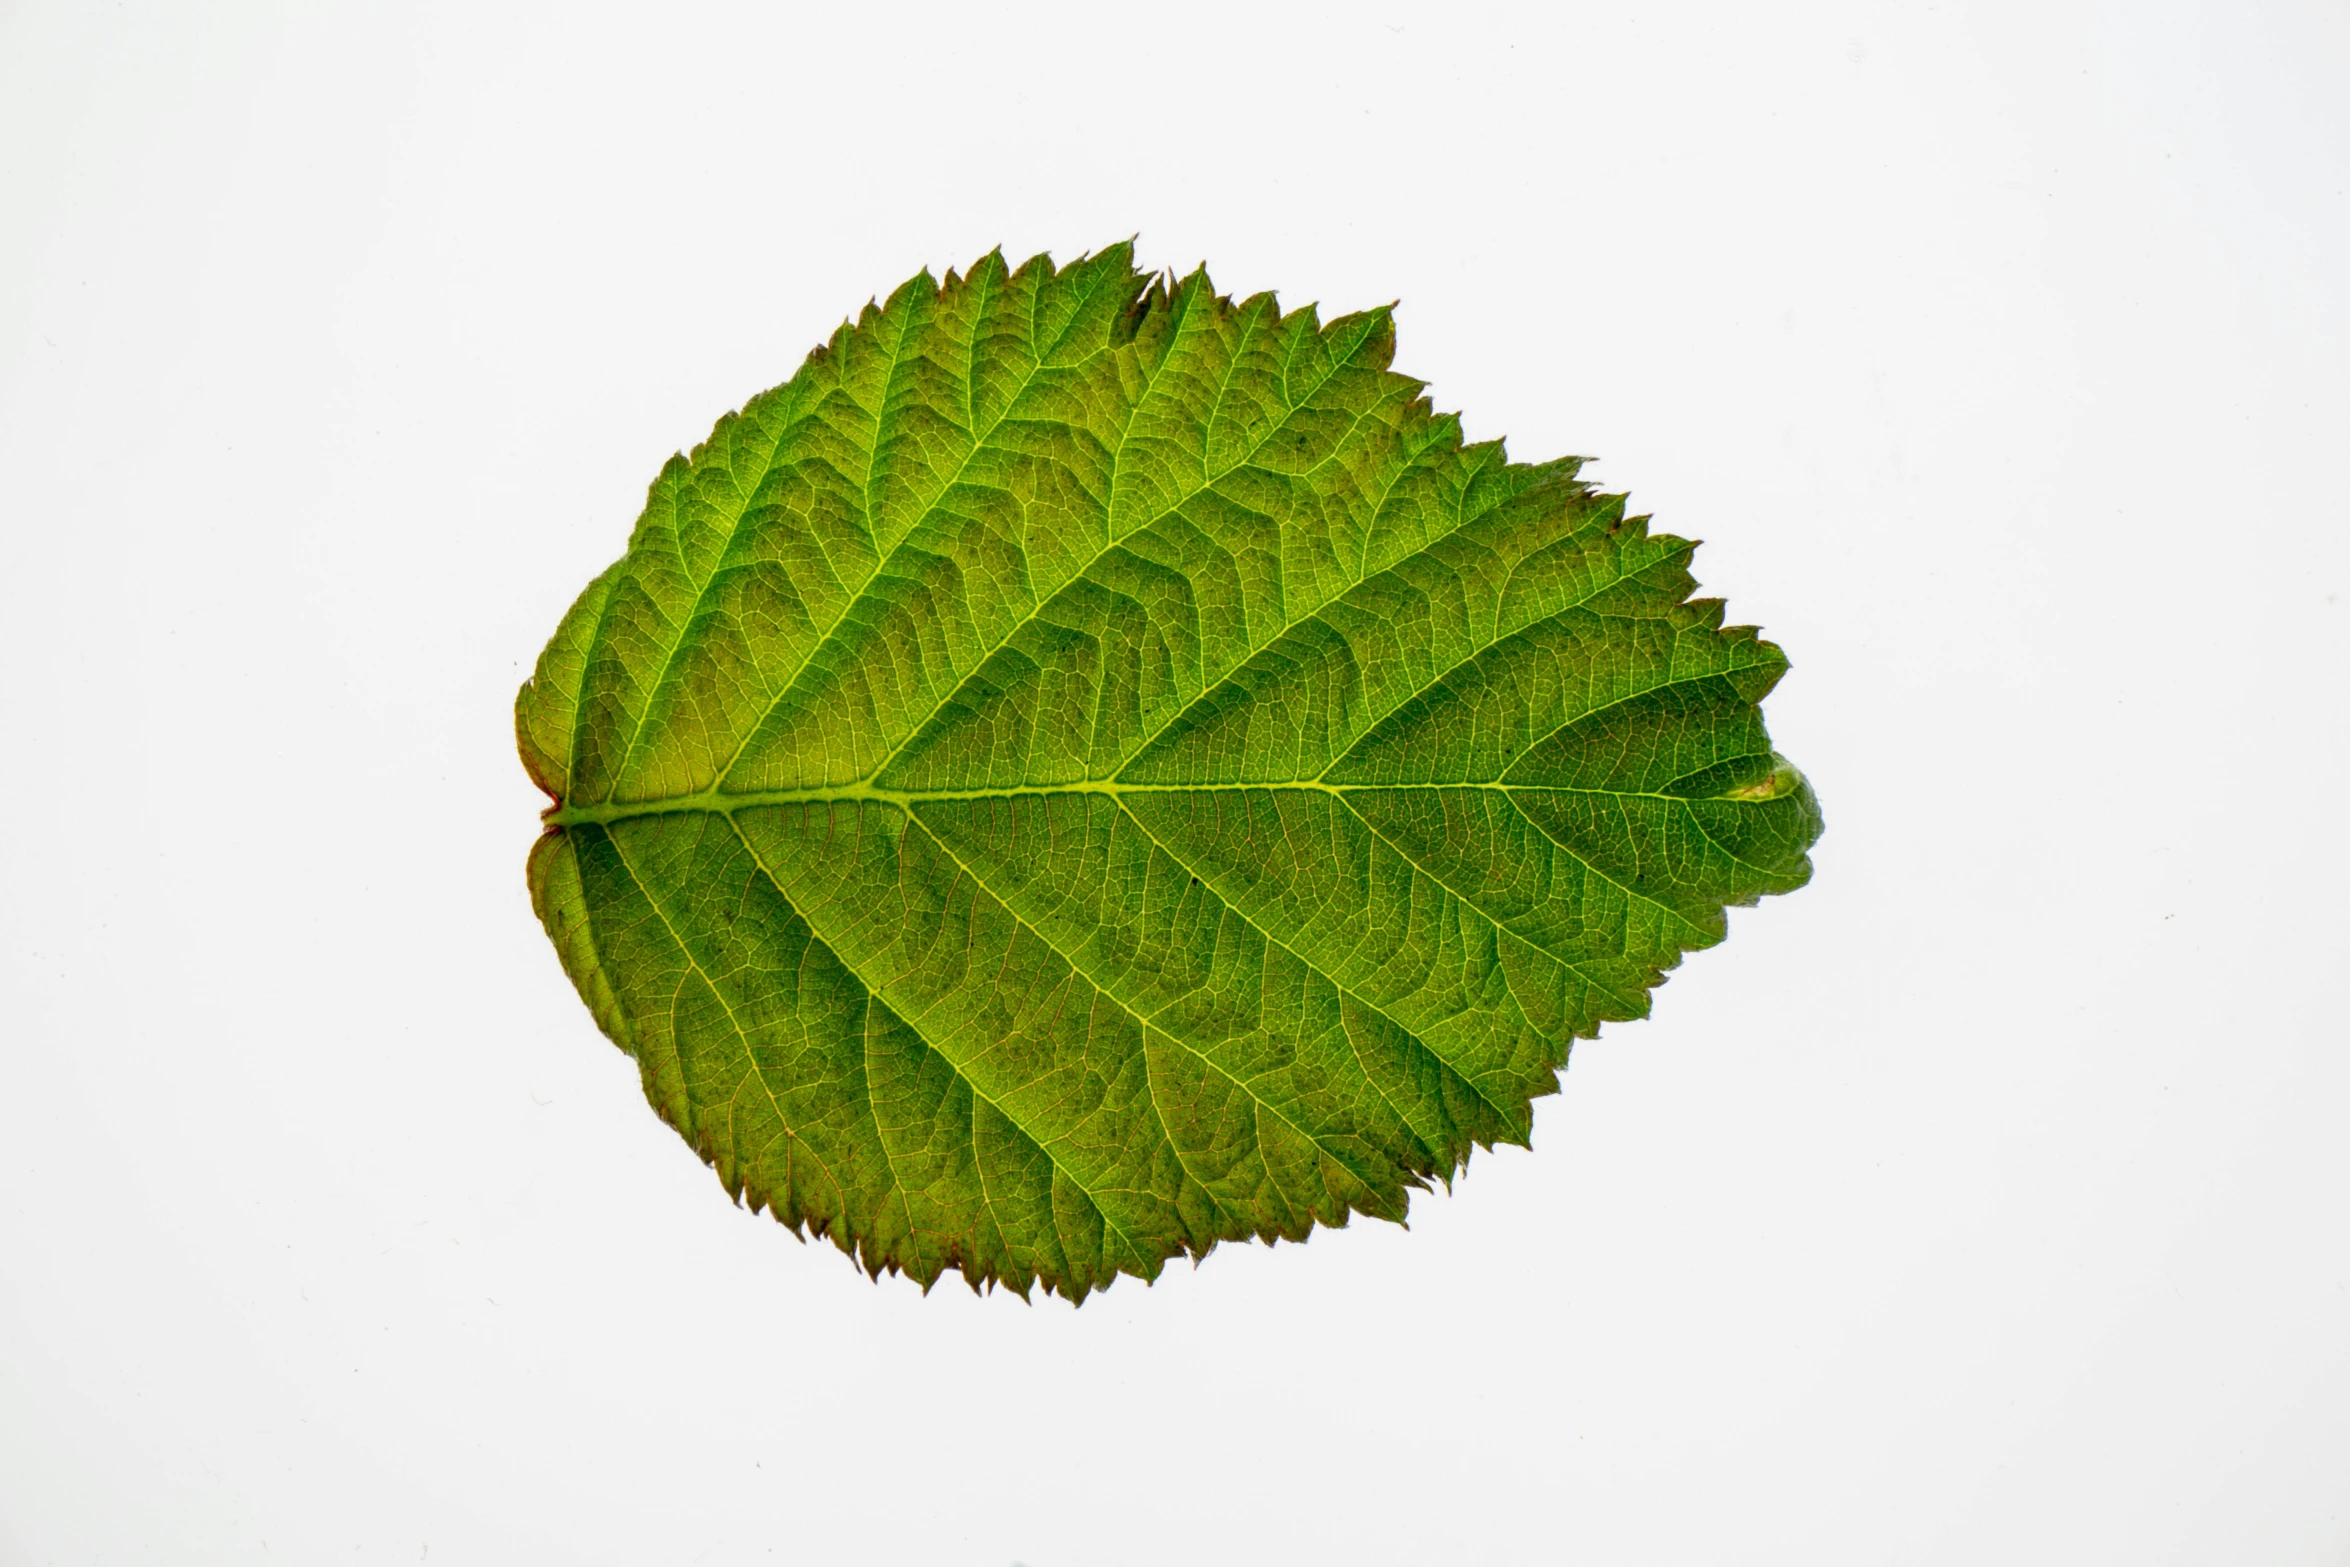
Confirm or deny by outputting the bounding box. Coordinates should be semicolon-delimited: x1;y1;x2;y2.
3;2;2346;1562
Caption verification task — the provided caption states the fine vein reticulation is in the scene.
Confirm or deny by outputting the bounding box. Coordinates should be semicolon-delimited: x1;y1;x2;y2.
517;243;1823;1301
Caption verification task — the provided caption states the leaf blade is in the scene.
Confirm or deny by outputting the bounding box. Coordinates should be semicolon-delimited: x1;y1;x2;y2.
521;246;1823;1299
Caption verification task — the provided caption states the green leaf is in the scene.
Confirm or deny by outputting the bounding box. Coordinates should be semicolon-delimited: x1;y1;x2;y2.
517;243;1823;1301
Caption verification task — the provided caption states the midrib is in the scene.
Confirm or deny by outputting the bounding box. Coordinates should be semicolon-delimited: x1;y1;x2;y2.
540;775;1745;828
549;778;1365;825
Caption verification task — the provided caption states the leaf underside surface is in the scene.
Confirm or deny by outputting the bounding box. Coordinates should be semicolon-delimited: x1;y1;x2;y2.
517;243;1823;1301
